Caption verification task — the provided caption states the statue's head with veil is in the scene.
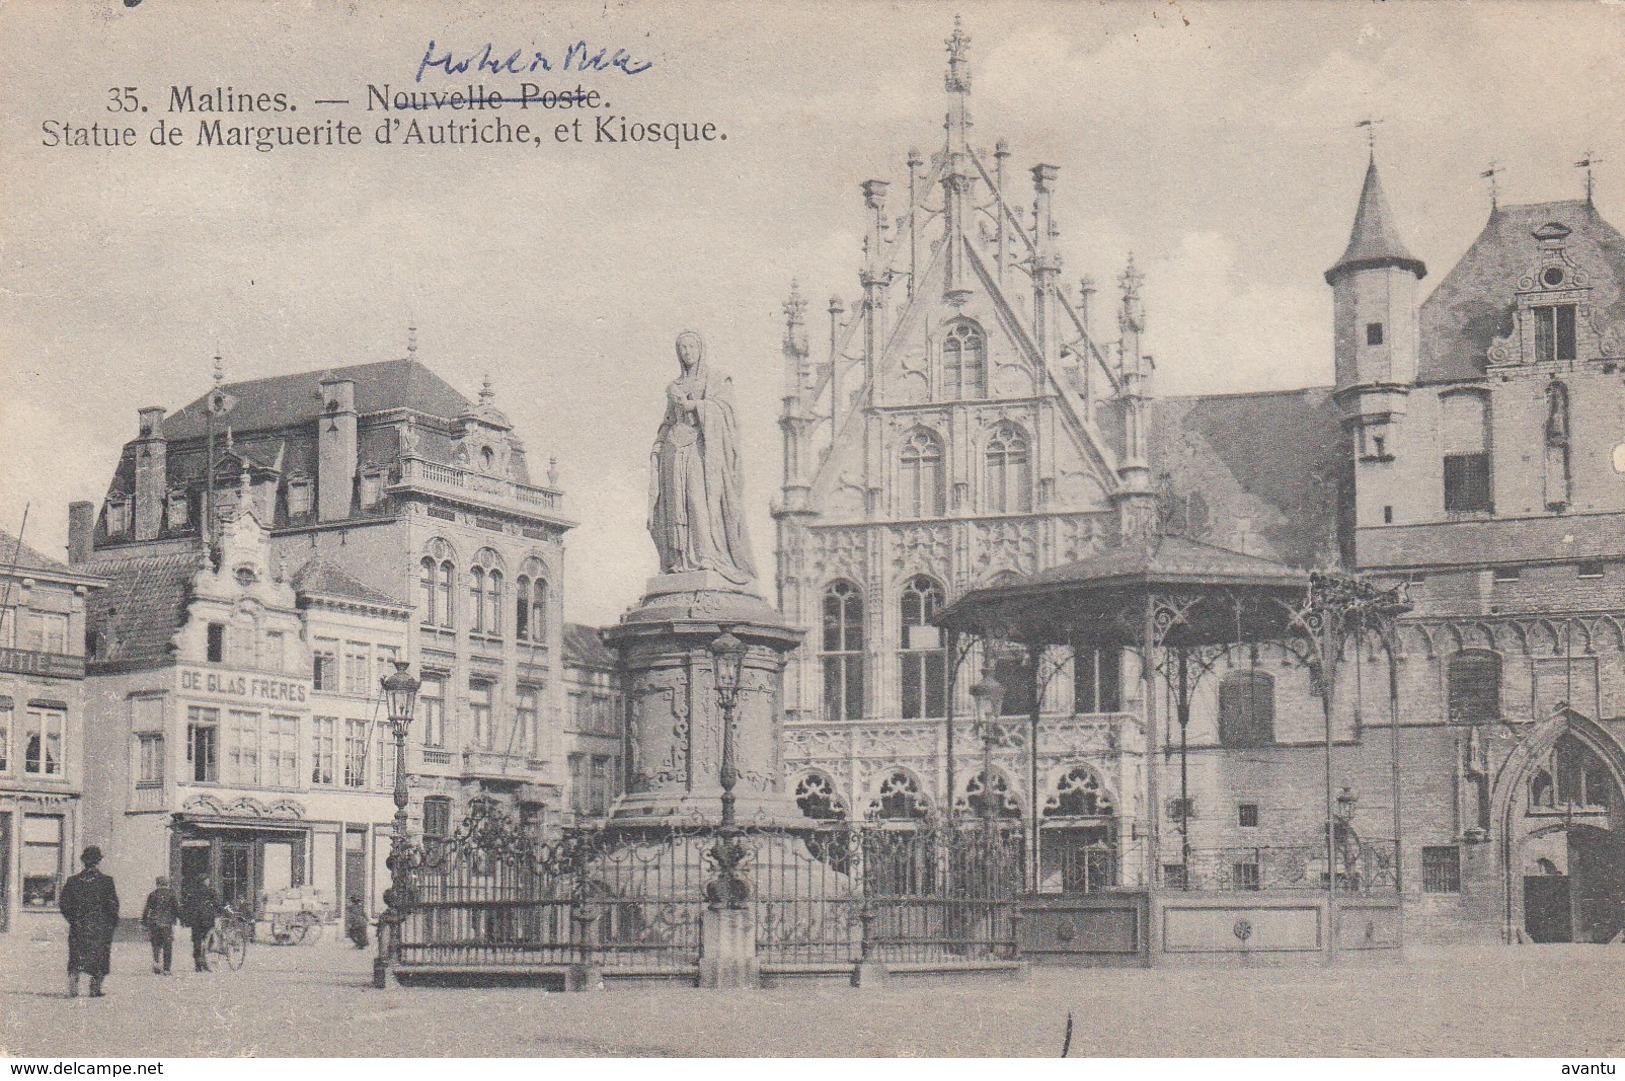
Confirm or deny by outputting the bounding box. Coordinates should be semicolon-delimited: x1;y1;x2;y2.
646;330;757;586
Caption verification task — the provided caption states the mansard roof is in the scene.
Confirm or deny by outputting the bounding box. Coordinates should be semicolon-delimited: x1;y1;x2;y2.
162;359;471;440
1326;158;1427;284
1419;199;1625;384
82;551;203;671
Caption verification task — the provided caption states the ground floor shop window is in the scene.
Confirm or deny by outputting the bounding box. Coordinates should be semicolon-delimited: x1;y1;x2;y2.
21;813;63;907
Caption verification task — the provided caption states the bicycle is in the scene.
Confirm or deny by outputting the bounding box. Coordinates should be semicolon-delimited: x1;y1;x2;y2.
268;909;323;946
204;903;251;971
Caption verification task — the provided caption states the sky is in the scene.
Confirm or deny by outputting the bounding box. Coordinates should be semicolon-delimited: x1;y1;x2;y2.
5;0;1625;625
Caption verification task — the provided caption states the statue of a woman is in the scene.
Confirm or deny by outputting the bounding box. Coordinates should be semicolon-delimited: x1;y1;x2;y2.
648;330;757;585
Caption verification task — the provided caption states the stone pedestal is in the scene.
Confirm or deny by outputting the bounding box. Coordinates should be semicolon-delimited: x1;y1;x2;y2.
604;572;804;828
698;906;759;990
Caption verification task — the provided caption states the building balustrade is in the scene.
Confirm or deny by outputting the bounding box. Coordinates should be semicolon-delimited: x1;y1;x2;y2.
392;454;565;516
130;783;167;812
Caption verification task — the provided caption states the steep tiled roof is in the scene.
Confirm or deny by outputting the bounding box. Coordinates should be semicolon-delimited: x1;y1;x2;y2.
1419;199;1625;384
563;622;616;670
291;559;407;611
81;551;202;671
1326;158;1427;284
1152;388;1343;571
161;359;471;440
0;527;71;576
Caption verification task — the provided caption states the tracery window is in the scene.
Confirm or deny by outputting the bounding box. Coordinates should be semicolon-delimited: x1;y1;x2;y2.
963;770;1021;819
899;575;945;720
986;423;1032;513
1045;766;1115;818
899;429;946;518
795;772;847;820
821;581;865;721
870;770;930;821
942;321;986;399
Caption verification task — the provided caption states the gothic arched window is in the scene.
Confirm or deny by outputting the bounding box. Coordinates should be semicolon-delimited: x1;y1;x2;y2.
871;770;930;821
821;581;865;721
899;428;946;518
486;569;504;638
986;423;1032;513
1448;650;1501;723
1218;669;1276;747
795;772;848;820
899;575;946;719
1045;766;1115;818
418;557;437;626
468;567;486;634
437;560;455;629
942;321;986;400
963;769;1021;819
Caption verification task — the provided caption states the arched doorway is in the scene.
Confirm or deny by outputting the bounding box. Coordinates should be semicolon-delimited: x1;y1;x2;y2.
1505;720;1625;943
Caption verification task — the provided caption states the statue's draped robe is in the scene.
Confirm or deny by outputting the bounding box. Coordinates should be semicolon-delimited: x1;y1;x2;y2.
649;365;756;584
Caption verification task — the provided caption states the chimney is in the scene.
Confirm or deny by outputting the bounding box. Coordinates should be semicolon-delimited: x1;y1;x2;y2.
133;407;167;541
317;376;357;522
68;501;95;564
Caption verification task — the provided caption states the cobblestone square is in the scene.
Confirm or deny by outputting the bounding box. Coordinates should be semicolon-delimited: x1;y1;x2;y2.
2;935;1620;1058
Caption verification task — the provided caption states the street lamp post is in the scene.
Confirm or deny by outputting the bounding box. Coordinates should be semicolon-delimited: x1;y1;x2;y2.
968;663;1005;838
706;630;749;908
373;659;420;989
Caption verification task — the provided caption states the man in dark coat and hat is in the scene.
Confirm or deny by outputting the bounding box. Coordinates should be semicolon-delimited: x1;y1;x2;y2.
141;876;179;974
181;874;221;972
58;846;120;998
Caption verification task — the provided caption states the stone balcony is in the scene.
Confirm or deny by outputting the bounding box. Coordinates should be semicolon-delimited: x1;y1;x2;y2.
390;455;575;528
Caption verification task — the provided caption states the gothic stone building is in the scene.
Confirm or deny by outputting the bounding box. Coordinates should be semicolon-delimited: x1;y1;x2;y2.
774;28;1624;944
74;355;576;905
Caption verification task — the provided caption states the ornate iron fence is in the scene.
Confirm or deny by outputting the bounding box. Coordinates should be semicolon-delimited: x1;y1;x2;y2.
396;805;705;971
752;822;1023;966
393;801;1023;975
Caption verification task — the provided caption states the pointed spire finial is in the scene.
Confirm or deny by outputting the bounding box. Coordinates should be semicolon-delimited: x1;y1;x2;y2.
1119;254;1144;301
783;279;807;324
212;354;224;385
407;325;418;357
1356;117;1383;159
1481;161;1502;212
945;15;971;95
1576;151;1602;205
479;373;495;404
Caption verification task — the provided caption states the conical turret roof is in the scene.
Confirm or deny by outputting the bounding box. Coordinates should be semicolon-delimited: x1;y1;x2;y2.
1326;157;1427;284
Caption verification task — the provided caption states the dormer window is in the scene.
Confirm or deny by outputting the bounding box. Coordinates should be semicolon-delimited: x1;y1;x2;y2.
1534;304;1577;363
286;475;312;519
105;495;130;537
